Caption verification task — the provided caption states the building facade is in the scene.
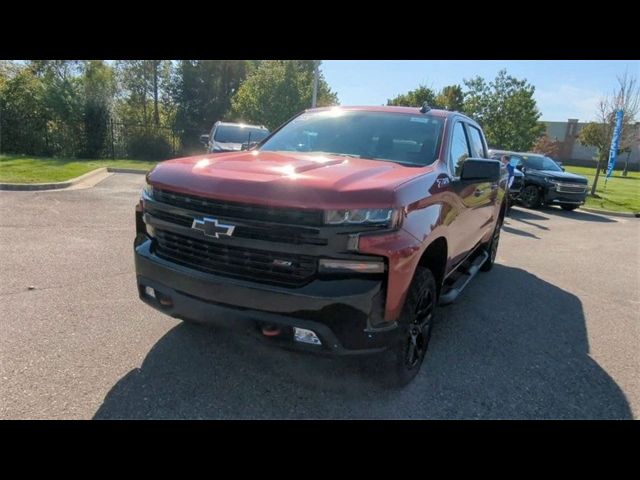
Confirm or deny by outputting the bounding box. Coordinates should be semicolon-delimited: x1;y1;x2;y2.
542;119;640;170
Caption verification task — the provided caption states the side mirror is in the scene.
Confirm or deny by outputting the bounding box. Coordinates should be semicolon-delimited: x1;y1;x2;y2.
515;164;524;171
199;134;210;145
459;158;501;182
561;167;565;172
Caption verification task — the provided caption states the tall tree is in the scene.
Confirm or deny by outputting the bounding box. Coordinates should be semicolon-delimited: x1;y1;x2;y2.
173;60;248;151
532;135;561;158
463;69;544;151
0;65;49;155
579;72;639;194
387;85;436;107
28;60;84;157
115;60;172;127
435;84;464;111
229;60;338;130
82;60;115;158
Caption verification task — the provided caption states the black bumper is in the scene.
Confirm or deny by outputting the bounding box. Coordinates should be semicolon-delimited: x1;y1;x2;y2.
543;188;587;206
134;238;398;355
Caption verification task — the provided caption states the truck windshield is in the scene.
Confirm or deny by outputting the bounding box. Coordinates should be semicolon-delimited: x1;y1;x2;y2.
259;109;445;167
214;125;270;144
524;155;563;171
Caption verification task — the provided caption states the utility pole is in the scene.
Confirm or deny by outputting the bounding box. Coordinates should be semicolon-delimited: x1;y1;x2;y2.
312;60;319;108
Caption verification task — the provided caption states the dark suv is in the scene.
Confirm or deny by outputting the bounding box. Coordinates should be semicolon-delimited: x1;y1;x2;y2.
489;150;588;211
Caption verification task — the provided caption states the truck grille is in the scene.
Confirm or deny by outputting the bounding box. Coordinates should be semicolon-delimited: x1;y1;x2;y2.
554;182;587;194
154;229;317;286
147;208;327;246
154;189;324;226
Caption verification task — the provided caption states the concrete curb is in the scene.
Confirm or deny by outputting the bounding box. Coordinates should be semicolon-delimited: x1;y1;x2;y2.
0;167;110;191
0;167;149;191
580;206;639;218
106;167;149;175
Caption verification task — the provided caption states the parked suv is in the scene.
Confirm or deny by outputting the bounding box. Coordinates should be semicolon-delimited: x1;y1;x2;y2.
200;121;270;153
136;106;507;385
489;150;588;211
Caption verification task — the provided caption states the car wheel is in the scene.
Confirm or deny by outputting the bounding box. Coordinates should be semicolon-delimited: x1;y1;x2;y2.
481;218;502;272
386;267;437;388
520;185;541;209
561;204;579;211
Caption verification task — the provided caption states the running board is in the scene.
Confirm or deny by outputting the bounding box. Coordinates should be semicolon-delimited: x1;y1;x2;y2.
438;251;489;305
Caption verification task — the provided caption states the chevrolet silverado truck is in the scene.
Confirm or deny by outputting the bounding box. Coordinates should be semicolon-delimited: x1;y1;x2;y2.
135;105;506;386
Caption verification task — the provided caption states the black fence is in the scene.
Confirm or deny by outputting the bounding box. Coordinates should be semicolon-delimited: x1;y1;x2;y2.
0;114;206;160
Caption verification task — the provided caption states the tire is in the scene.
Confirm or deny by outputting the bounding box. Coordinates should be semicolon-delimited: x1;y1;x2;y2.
561;204;579;211
385;267;437;388
520;185;541;209
480;218;502;272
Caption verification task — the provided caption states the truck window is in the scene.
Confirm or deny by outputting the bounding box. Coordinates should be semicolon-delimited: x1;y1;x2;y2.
466;125;487;158
449;122;471;176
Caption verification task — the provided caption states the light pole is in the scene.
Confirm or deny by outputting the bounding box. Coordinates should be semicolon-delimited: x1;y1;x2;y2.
312;60;319;108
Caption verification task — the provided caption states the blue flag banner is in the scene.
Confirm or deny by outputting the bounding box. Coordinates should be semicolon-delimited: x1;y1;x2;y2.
606;109;624;180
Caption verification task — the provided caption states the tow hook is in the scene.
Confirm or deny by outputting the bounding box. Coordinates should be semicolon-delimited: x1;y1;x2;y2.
261;324;282;337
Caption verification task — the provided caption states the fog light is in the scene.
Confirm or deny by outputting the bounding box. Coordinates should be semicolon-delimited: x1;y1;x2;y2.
293;327;322;346
144;286;156;298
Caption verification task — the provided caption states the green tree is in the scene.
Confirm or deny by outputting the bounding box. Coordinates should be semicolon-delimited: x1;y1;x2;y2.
0;65;49;155
532;134;561;158
435;84;464;111
579;72;639;194
82;60;116;158
172;60;248;152
387;85;436;107
28;60;84;157
463;69;544;151
230;60;338;130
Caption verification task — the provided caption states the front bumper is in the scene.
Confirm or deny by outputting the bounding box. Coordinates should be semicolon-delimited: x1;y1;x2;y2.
543;187;587;206
134;238;398;355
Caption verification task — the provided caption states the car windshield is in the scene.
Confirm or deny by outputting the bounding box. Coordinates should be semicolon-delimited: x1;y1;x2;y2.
258;109;445;167
524;155;562;171
214;125;270;144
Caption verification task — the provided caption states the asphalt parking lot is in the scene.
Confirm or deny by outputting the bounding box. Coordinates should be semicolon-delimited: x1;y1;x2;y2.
1;173;638;419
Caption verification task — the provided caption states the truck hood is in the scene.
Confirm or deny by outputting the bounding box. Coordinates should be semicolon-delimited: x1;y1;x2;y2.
147;151;433;209
528;169;588;184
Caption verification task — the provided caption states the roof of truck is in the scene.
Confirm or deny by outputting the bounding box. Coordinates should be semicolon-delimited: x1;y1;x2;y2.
306;105;456;117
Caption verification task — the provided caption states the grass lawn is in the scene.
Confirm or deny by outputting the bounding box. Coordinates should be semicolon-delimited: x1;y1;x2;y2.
0;155;158;183
563;166;640;214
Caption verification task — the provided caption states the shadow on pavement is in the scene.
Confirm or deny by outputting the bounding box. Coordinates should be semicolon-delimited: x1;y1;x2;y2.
94;265;632;419
502;224;540;239
540;205;618;223
508;208;549;222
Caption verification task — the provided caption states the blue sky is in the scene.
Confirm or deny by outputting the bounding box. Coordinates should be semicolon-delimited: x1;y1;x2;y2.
321;60;640;122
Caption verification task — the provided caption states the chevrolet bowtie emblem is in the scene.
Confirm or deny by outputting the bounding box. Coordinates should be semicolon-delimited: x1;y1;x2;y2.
191;217;236;239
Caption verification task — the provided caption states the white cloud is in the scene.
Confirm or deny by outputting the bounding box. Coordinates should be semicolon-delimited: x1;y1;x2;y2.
536;84;603;122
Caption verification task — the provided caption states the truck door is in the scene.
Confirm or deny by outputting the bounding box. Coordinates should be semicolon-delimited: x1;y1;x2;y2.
446;121;490;267
465;123;496;238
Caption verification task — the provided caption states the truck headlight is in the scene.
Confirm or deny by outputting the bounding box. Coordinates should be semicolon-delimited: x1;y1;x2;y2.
324;208;397;226
142;183;154;200
319;259;385;274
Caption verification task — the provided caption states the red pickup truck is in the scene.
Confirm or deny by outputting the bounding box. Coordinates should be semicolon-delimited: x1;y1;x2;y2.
135;105;506;386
